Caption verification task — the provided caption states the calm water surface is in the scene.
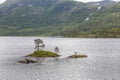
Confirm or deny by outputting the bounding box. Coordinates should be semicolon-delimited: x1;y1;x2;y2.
0;37;120;80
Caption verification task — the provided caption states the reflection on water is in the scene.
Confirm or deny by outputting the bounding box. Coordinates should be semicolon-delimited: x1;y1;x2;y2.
0;37;120;80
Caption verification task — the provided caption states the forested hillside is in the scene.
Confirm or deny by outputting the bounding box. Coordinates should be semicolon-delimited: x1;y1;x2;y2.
0;0;119;37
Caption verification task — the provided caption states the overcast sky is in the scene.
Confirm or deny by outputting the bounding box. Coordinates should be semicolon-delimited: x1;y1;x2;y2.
75;0;120;2
0;0;6;4
0;0;119;4
75;0;103;2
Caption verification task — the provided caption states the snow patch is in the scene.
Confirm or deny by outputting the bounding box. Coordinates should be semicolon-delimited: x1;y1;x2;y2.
98;6;101;11
84;17;90;21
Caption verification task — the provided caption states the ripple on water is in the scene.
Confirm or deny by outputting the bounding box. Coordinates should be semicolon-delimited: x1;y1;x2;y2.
0;37;120;80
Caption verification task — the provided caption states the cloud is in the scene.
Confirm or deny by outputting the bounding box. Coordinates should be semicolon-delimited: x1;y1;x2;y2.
113;0;120;2
75;0;103;2
75;0;120;2
0;0;6;4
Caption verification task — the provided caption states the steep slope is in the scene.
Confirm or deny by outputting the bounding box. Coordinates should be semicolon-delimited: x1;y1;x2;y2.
0;0;91;36
0;0;119;37
60;3;120;38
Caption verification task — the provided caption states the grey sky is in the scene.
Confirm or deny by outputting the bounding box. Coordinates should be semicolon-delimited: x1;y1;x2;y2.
0;0;6;4
75;0;120;2
75;0;102;2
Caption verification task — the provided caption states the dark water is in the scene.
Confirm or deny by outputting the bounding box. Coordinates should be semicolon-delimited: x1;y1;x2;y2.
0;37;120;80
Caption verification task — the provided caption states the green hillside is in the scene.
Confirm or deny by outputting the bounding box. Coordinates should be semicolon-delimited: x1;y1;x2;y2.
59;3;120;38
0;0;119;37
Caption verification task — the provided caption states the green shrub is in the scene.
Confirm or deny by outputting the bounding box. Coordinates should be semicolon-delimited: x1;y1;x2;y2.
28;50;60;57
68;54;87;58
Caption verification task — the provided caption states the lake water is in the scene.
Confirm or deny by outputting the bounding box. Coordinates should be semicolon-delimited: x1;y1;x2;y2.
0;37;120;80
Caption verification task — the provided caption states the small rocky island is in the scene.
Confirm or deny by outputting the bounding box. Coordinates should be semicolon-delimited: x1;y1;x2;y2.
68;52;87;58
19;39;87;64
19;39;60;64
28;39;60;57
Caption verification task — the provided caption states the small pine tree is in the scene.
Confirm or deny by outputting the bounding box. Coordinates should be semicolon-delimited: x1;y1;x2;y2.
34;39;45;51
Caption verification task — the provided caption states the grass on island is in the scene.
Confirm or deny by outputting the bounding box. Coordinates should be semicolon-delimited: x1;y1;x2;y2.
68;54;87;58
28;50;60;57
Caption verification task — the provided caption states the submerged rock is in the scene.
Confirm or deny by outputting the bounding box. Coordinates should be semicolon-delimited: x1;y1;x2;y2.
18;59;38;64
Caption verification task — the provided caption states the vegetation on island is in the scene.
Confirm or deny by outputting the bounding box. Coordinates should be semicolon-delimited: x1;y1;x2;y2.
28;39;60;57
19;38;88;64
68;52;87;58
18;38;88;64
19;39;60;64
68;54;87;58
28;50;60;57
